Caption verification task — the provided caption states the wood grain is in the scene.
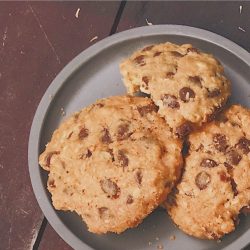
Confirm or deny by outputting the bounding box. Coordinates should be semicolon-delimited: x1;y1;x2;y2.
0;2;120;249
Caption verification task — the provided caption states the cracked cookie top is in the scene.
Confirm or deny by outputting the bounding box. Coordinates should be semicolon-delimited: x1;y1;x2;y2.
120;42;231;138
39;96;183;234
166;105;250;239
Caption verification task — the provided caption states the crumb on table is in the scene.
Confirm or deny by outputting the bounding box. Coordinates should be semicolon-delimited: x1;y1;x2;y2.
157;244;164;249
169;235;176;240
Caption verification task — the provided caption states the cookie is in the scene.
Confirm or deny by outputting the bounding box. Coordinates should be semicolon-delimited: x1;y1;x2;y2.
166;105;250;239
120;42;231;138
39;96;183;234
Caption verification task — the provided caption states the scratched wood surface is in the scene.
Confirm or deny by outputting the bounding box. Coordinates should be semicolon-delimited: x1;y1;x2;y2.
0;2;120;250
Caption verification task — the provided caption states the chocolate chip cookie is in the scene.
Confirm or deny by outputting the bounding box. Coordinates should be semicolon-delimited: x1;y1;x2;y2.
120;42;231;138
166;105;250;239
39;96;183;234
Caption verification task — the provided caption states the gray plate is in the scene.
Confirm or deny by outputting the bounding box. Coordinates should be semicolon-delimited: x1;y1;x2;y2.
28;25;250;250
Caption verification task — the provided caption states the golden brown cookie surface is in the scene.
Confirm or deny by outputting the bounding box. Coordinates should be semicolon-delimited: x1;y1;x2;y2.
39;96;183;234
166;105;250;239
120;42;231;138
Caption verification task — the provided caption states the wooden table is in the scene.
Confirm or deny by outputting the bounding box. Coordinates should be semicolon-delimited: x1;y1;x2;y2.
0;1;249;249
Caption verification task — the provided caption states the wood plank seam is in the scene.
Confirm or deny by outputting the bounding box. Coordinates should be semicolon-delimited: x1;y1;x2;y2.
33;217;48;250
109;0;127;35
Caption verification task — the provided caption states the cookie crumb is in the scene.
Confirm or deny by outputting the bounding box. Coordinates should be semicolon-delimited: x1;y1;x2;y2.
90;36;98;42
49;94;54;100
239;5;242;14
146;18;153;26
60;107;66;116
75;8;80;18
217;239;222;243
238;27;246;32
157;244;164;249
148;241;152;246
155;237;159;241
169;235;176;240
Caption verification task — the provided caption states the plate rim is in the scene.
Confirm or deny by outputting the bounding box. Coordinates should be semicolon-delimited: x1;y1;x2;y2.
28;24;250;250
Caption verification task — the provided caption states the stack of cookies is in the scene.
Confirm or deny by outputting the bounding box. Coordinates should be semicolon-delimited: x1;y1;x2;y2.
39;42;250;240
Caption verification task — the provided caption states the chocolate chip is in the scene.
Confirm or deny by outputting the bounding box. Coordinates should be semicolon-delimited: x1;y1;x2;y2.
100;179;120;199
170;51;184;57
176;122;193;138
137;103;158;116
48;179;56;188
117;123;131;141
240;206;250;216
195;171;211;190
117;150;129;168
165;72;175;78
162;94;180;109
219;171;230;182
107;149;115;162
67;131;73;139
207;88;221;98
45;151;59;167
142;45;154;52
206;106;223;122
188;76;202;87
153;51;162;57
201;158;218;168
101;128;112;144
126;195;134;204
226;150;242;165
236;137;250;154
86;149;92;158
98;207;110;219
135;170;142;185
179;87;195;102
142;76;149;85
230;178;238;196
224;162;233;171
134;55;146;66
78;128;89;140
96;103;104;108
187;47;199;53
213;134;228;152
210;233;219;240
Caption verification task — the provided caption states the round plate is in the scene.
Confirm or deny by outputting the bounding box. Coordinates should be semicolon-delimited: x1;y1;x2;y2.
28;25;250;250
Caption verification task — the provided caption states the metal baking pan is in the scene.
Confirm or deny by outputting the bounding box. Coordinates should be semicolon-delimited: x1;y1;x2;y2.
28;25;250;250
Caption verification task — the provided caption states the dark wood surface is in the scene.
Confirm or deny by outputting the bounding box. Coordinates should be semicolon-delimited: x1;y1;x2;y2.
118;1;250;52
0;2;120;250
1;1;249;250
